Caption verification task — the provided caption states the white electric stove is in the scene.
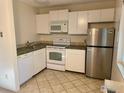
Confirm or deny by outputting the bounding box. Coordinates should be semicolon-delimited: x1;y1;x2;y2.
46;37;70;71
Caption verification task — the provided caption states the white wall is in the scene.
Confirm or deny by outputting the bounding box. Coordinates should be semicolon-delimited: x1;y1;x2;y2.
38;0;115;14
0;0;19;92
38;34;87;43
13;0;38;45
117;4;124;62
111;0;124;82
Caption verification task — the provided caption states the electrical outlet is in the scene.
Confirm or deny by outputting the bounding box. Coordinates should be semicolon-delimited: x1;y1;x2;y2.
0;74;8;80
0;32;3;37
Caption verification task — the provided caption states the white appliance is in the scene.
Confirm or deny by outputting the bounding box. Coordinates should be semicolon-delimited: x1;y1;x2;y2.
47;37;70;71
50;21;68;33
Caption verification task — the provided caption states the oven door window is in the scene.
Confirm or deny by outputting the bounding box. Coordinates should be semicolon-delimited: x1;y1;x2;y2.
49;52;62;61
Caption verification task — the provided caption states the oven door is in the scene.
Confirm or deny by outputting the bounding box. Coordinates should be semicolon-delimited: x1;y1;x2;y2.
47;48;65;65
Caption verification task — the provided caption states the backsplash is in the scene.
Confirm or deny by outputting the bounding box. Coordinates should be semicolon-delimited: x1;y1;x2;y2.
38;34;87;43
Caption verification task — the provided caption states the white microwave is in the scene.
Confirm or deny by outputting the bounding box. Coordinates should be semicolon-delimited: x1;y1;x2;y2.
50;21;68;33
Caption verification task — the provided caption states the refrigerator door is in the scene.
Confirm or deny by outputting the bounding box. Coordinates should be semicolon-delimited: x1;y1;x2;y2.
87;28;115;47
86;47;113;79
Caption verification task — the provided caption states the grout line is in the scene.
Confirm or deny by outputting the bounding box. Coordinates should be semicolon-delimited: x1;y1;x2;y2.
53;71;69;93
53;70;83;93
35;76;42;93
63;73;83;93
34;69;103;93
43;71;56;93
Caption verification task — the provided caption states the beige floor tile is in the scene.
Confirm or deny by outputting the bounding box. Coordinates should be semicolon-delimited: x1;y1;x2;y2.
51;85;65;93
87;91;95;93
43;70;54;76
54;71;65;75
81;78;96;84
49;79;60;86
36;77;47;82
20;79;38;90
20;82;40;93
77;85;91;93
55;74;66;79
95;81;104;87
58;77;69;83
66;75;77;81
93;89;103;93
19;69;104;93
37;80;51;89
19;88;40;93
63;72;73;77
66;88;80;93
39;88;53;93
72;80;85;87
75;74;86;79
86;83;100;90
62;82;75;90
86;81;104;91
59;91;68;93
45;75;57;81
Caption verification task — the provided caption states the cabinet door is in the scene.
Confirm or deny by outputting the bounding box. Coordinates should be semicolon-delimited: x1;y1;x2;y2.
66;49;85;73
88;10;101;22
100;8;115;22
78;11;88;34
18;53;34;85
59;9;68;21
49;10;59;21
36;14;50;34
68;12;78;34
33;48;46;75
40;48;46;70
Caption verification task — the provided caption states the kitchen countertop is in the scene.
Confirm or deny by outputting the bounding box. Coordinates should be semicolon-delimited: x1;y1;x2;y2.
17;43;49;56
17;42;86;56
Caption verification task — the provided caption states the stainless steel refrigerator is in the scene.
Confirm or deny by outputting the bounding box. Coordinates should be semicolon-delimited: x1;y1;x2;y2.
86;28;115;79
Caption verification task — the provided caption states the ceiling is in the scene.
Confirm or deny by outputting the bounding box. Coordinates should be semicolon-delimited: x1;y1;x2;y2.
18;0;114;7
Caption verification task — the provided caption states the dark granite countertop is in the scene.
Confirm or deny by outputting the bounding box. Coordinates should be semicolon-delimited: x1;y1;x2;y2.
66;45;86;50
17;43;86;56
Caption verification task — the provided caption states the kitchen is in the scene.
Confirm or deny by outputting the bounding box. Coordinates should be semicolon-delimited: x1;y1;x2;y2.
0;0;124;93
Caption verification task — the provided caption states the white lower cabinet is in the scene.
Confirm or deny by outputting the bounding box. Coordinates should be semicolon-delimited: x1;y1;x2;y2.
18;48;46;85
66;49;86;73
33;48;46;75
18;52;34;85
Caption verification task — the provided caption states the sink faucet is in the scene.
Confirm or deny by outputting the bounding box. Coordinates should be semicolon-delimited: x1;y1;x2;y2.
25;41;31;47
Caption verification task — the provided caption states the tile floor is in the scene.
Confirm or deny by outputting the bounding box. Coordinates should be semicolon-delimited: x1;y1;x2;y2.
19;69;104;93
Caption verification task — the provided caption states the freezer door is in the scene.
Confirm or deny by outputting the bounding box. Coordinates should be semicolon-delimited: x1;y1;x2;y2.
87;28;115;47
86;47;113;79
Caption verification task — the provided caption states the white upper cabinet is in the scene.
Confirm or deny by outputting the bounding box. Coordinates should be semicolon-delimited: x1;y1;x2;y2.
49;9;68;21
36;14;50;34
88;10;101;22
100;8;115;22
69;11;88;34
78;11;88;34
68;12;78;34
59;10;69;21
88;8;115;22
49;10;59;21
